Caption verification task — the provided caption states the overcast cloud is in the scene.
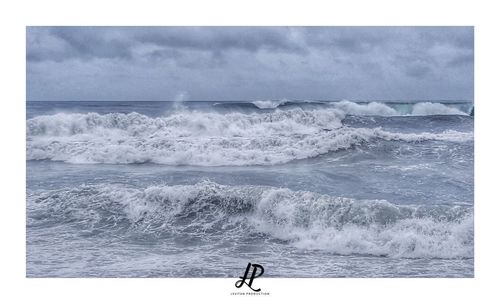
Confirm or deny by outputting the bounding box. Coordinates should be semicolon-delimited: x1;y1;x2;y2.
26;26;473;101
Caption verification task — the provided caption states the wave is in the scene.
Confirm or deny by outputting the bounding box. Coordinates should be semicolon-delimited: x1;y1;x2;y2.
214;100;472;116
332;100;399;116
26;110;473;165
252;100;287;109
213;100;325;110
410;102;469;116
27;181;473;258
251;100;326;109
330;100;470;116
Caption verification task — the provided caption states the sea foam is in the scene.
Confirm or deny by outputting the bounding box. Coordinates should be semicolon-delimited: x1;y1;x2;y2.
243;99;470;116
331;100;469;116
28;181;473;259
26;109;473;166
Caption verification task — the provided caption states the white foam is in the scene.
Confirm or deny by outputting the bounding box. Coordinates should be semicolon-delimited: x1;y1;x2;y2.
287;216;473;258
411;102;468;115
251;100;286;109
28;181;473;258
330;100;469;116
332;100;399;116
27;109;472;165
250;187;473;258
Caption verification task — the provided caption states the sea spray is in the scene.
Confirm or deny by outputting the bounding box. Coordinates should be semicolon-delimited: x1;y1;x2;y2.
27;109;472;165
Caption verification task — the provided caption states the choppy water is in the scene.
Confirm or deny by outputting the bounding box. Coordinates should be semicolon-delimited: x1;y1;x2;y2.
26;100;474;277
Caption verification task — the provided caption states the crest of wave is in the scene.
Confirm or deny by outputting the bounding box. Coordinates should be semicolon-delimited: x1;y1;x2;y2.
26;108;471;165
411;102;467;115
332;100;468;116
332;100;399;116
251;99;288;109
26;108;348;165
28;181;473;258
252;187;472;258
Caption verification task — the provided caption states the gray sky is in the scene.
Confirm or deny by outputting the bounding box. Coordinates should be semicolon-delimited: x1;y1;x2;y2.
26;26;473;101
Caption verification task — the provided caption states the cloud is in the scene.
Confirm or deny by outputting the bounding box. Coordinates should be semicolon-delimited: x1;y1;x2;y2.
447;53;474;68
26;26;473;101
135;27;306;53
27;26;306;62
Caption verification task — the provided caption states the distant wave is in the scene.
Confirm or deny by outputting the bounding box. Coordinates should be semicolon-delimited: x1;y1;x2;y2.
331;100;400;116
28;181;473;258
252;100;287;109
331;100;471;116
214;99;472;116
410;102;469;116
213;100;325;110
26;110;473;166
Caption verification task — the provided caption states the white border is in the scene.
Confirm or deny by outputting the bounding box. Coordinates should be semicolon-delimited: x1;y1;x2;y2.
1;0;499;303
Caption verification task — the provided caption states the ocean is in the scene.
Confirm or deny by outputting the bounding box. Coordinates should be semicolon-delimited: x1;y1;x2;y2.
26;99;474;277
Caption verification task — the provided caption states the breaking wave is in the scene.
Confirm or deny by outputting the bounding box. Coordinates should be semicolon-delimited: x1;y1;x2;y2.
218;100;472;116
331;100;470;116
410;102;469;116
27;181;473;259
331;100;399;116
252;100;287;109
26;109;473;166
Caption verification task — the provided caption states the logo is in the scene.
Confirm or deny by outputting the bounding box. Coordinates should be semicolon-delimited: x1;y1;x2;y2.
234;263;265;292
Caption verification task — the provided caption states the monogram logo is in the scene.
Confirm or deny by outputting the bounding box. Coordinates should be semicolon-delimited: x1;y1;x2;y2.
234;263;265;292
